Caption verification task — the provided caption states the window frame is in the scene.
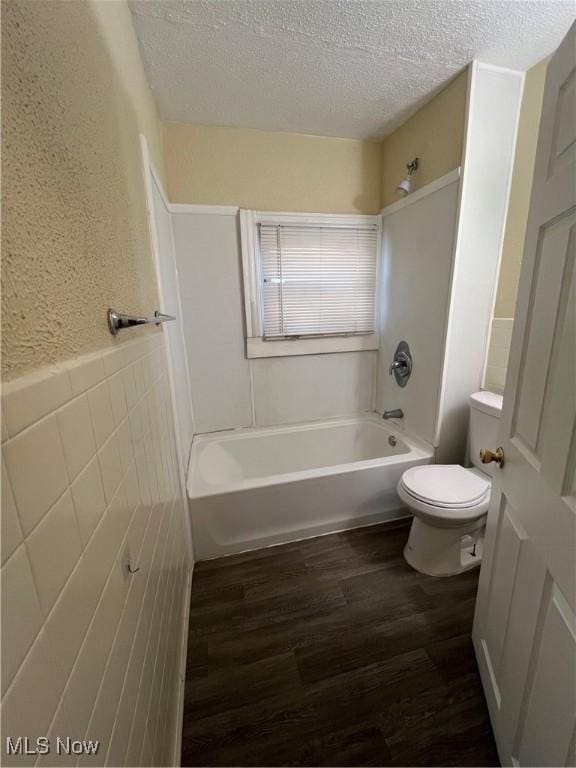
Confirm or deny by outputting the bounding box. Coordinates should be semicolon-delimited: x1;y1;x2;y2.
240;210;381;359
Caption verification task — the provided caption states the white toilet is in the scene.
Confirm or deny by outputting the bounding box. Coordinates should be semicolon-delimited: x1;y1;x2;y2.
398;391;503;577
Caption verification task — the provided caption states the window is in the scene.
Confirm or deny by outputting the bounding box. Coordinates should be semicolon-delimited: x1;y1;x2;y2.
240;211;380;358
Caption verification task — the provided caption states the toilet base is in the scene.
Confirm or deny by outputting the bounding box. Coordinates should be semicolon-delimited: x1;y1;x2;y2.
403;516;485;577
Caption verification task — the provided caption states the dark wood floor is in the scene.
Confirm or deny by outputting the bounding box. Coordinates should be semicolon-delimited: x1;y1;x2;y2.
182;520;499;767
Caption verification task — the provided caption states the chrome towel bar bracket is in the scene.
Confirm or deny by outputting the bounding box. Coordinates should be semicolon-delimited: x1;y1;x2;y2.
107;308;176;336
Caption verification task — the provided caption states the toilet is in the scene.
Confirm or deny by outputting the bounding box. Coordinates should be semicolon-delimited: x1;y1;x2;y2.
398;391;503;577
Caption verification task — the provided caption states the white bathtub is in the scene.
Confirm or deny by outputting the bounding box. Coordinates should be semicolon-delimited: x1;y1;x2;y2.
187;416;433;560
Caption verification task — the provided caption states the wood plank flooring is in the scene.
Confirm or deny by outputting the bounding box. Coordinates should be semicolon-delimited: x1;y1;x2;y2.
182;520;499;767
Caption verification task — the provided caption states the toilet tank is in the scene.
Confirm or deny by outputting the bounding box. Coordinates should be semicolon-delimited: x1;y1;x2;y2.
468;391;504;476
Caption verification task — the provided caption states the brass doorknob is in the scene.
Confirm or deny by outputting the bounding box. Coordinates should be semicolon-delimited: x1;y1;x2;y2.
479;447;505;468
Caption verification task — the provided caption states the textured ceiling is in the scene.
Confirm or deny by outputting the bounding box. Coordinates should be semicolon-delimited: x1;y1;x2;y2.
130;0;575;140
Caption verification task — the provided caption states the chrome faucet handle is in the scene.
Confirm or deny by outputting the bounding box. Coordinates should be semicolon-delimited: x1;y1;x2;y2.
389;359;406;375
389;342;413;387
389;352;411;376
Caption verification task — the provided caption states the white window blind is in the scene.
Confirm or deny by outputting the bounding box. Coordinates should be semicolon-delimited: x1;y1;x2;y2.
258;222;378;338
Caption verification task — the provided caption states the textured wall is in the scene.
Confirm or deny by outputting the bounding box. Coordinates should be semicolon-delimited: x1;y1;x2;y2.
164;122;383;213
380;70;469;208
2;0;164;380
494;58;548;317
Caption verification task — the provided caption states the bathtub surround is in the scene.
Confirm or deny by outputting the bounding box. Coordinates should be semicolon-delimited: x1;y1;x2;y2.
171;210;253;432
171;209;378;433
251;355;376;426
1;0;164;381
377;172;461;445
1;335;192;766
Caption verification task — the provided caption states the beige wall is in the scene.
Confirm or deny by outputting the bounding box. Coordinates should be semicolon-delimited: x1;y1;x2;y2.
494;58;548;317
2;0;164;381
163;70;468;214
164;122;383;214
483;58;547;394
380;70;469;208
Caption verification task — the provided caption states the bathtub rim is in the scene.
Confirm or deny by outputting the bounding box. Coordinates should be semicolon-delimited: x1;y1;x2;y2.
187;414;434;500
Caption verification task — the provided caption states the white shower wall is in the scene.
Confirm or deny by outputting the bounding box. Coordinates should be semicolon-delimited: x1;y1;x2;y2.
377;174;460;444
251;353;376;426
171;210;376;434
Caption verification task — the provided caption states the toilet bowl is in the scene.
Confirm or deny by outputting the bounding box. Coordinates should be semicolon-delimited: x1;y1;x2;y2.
398;391;503;577
398;465;490;576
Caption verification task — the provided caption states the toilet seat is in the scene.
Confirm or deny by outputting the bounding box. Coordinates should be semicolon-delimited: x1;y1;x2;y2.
401;465;490;507
398;465;490;528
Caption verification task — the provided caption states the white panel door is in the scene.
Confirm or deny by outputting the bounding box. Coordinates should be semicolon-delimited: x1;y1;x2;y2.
473;23;576;767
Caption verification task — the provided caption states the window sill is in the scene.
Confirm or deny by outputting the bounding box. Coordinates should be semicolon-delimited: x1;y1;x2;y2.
246;334;379;359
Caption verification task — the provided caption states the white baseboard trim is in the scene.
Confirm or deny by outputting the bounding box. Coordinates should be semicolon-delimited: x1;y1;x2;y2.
171;563;194;767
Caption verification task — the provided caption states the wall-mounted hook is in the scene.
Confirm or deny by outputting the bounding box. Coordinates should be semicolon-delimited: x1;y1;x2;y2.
127;563;140;575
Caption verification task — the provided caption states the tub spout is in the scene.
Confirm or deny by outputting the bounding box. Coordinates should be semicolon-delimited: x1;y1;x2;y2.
382;409;404;420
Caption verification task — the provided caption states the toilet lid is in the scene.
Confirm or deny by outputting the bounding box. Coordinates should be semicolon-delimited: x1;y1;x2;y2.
400;465;490;508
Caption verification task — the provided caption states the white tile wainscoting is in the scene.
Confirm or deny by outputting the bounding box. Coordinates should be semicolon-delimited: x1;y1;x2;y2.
1;333;192;767
483;317;514;394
